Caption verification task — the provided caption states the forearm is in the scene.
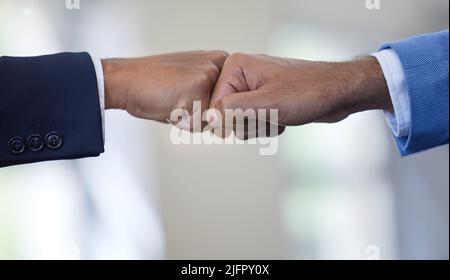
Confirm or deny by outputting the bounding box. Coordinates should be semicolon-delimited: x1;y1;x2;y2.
336;57;393;115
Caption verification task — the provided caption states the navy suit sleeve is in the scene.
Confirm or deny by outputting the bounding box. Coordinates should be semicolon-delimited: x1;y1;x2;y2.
380;30;449;156
0;52;104;167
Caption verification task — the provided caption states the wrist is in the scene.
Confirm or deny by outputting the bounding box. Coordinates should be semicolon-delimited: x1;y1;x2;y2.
102;58;128;110
337;57;393;114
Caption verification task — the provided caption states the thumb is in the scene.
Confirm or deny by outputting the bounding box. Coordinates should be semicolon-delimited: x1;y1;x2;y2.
209;90;265;128
209;54;251;109
216;90;263;113
209;91;285;139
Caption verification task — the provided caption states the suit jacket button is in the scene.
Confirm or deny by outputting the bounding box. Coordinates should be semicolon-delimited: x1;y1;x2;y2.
27;134;44;152
45;131;63;149
9;137;26;154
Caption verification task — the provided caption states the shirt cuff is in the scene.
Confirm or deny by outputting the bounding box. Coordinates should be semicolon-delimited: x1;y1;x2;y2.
372;49;411;138
89;54;105;140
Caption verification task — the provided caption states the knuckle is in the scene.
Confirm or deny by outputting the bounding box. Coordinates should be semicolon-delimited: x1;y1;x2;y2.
214;50;229;60
207;64;220;78
229;52;246;61
195;73;211;91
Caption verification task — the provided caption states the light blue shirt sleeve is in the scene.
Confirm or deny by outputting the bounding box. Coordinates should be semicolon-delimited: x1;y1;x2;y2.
372;49;411;138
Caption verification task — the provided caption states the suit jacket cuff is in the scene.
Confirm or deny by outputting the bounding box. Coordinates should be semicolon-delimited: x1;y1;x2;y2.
0;52;105;167
89;54;105;141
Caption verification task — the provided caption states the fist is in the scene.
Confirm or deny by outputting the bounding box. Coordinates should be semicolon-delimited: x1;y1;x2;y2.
103;51;228;123
209;53;390;136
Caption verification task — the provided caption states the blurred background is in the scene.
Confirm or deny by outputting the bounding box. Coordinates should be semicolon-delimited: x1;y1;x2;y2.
0;0;448;260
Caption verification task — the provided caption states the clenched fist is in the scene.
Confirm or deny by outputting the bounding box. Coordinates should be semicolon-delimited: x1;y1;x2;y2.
209;53;392;136
103;51;228;123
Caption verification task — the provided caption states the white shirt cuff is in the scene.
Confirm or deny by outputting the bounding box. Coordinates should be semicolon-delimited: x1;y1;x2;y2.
89;54;105;141
372;49;411;138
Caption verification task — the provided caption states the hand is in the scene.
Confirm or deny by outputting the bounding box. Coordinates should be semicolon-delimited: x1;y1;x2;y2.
103;51;228;124
209;53;392;136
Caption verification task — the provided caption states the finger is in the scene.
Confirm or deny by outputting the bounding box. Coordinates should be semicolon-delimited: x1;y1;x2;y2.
235;124;286;140
235;119;286;140
209;90;258;128
215;90;268;121
210;90;282;131
210;117;285;140
204;63;221;92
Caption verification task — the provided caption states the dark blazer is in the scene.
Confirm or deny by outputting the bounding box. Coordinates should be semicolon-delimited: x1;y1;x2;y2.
0;52;104;167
